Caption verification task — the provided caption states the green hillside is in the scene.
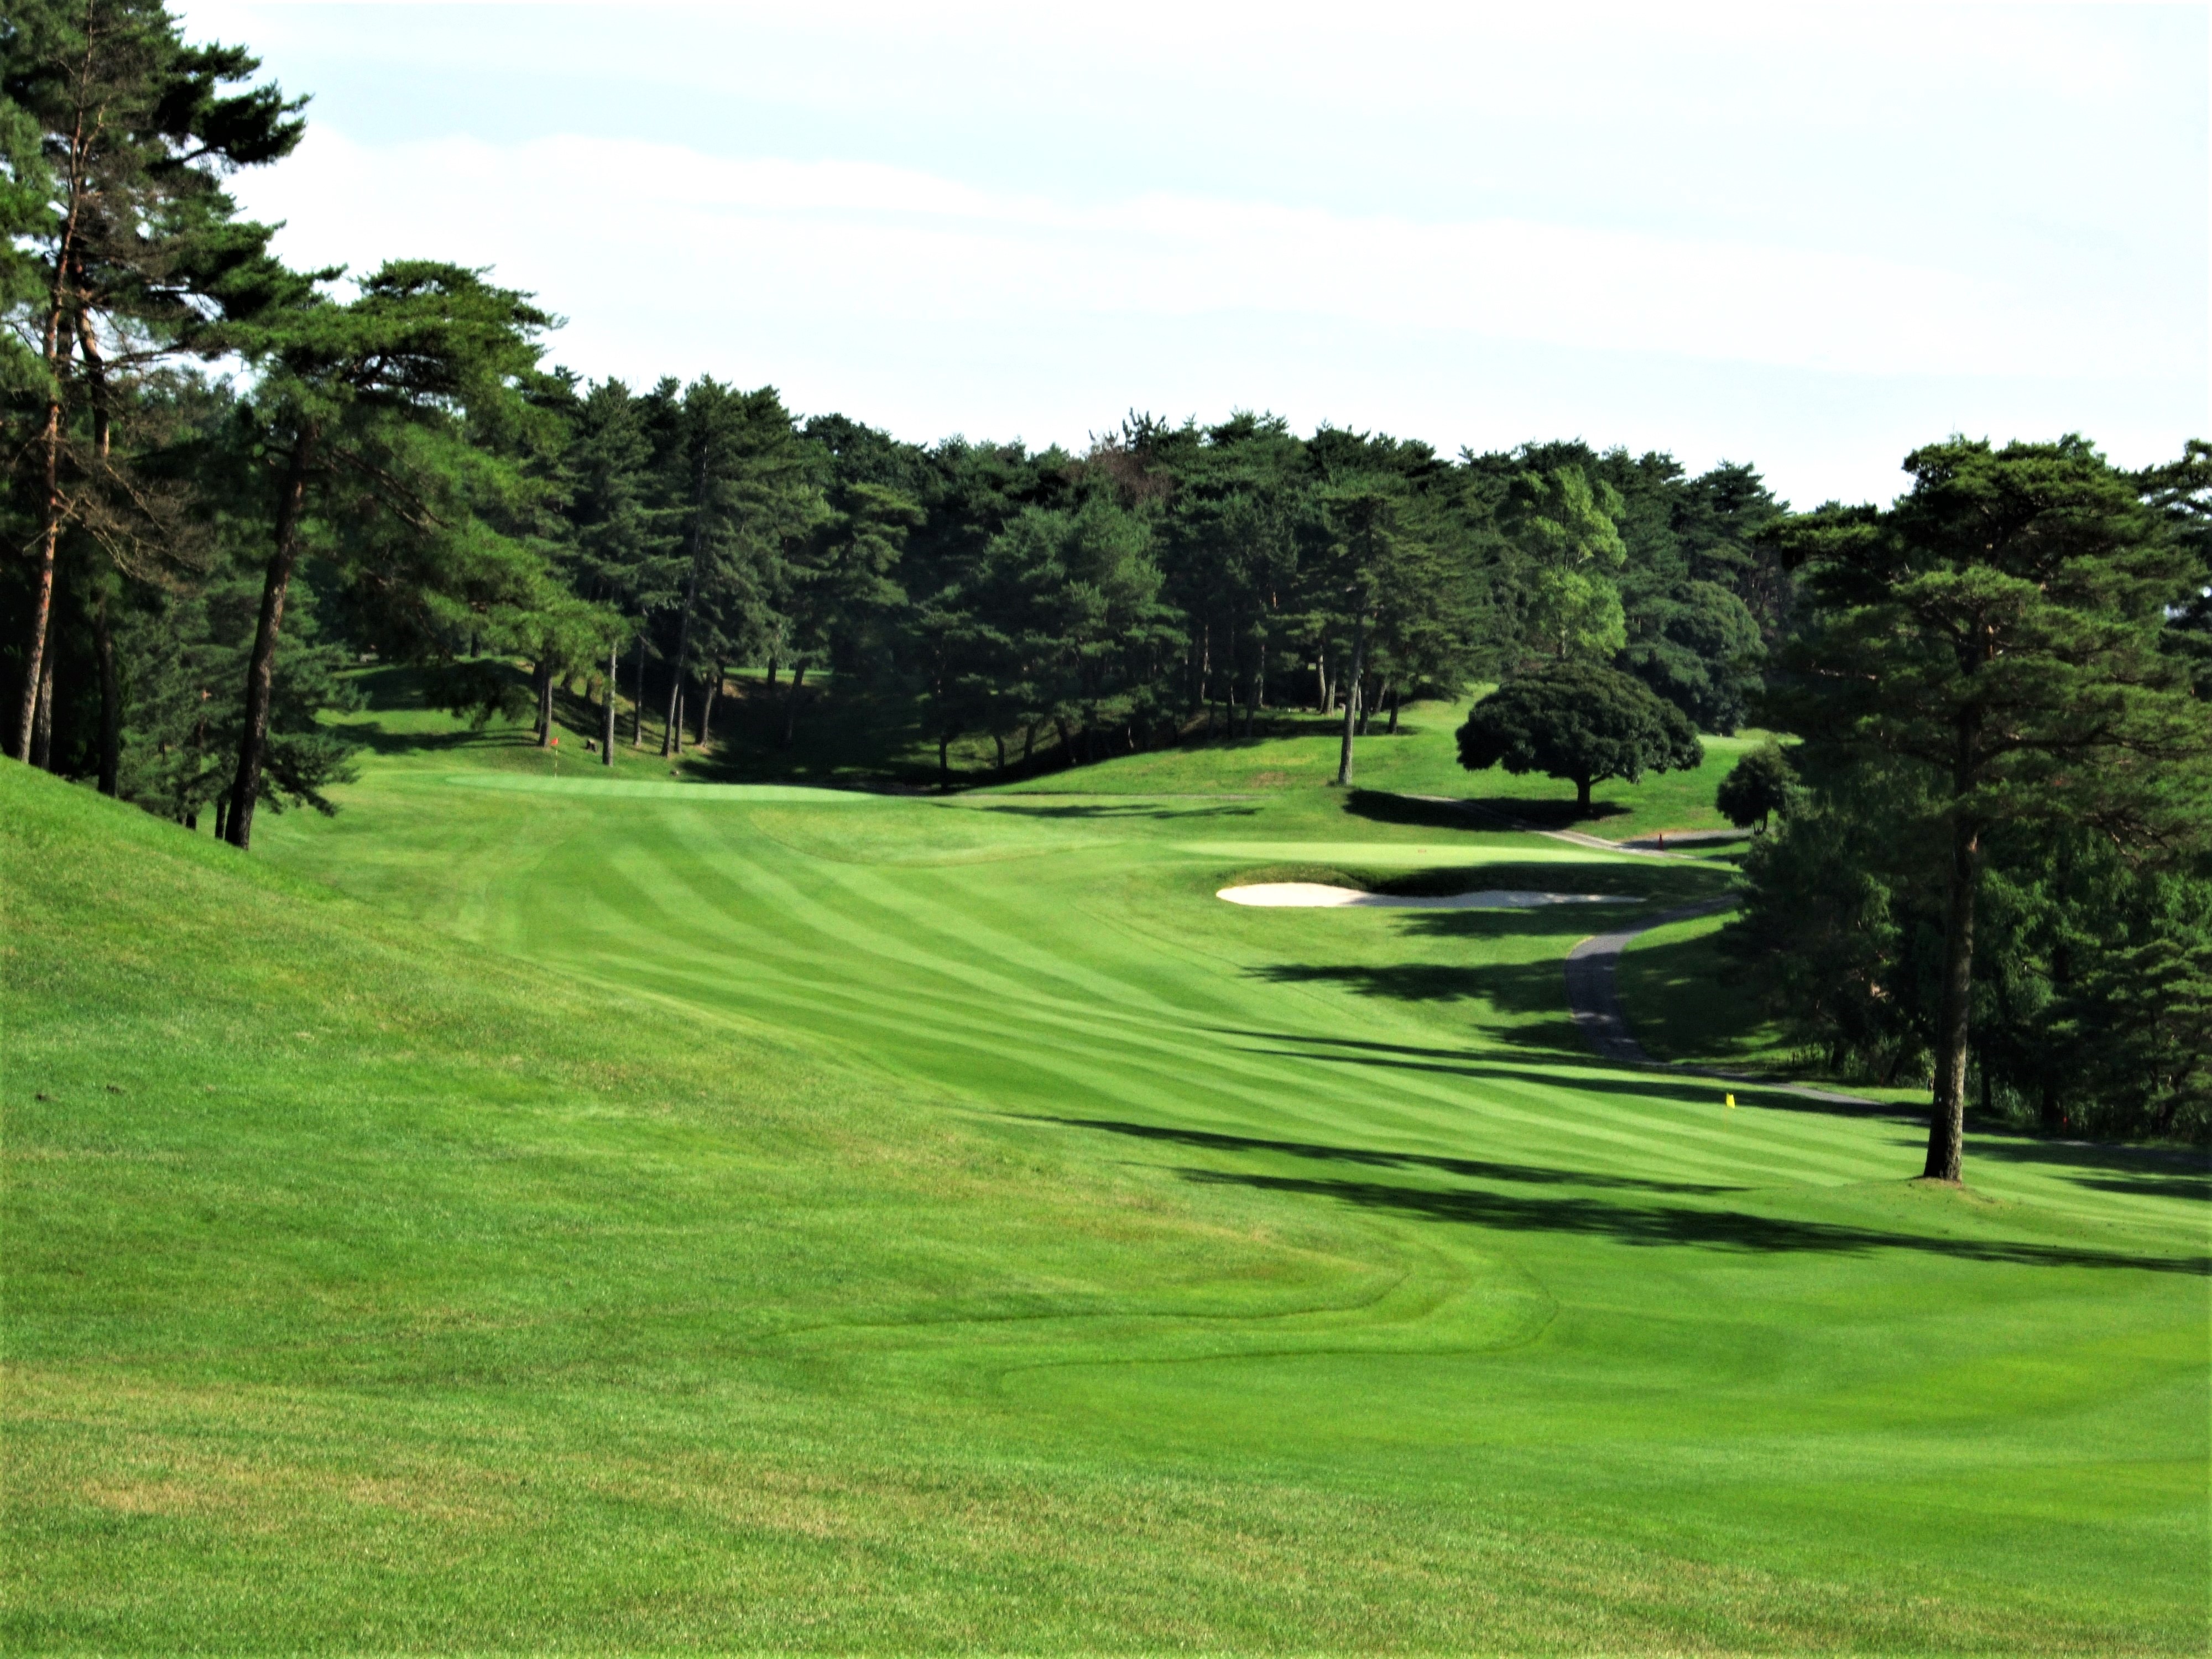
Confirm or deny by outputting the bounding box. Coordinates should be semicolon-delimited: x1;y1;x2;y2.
5;698;2206;1652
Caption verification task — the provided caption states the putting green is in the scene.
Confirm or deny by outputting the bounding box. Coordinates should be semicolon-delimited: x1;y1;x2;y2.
7;707;2205;1653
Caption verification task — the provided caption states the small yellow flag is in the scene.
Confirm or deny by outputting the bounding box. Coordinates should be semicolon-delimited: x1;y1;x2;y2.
1725;1093;1736;1108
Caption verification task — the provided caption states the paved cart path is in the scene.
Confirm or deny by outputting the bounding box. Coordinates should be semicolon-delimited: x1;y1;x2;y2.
1563;896;1880;1107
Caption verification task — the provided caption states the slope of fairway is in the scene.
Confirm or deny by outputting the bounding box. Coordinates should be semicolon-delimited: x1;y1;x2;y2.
7;714;2208;1651
990;699;1777;841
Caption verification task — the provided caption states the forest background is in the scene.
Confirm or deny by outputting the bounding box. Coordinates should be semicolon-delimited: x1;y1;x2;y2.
6;1;2209;1150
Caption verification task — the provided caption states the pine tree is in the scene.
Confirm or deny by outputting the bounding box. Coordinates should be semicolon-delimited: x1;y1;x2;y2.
2;0;302;763
207;260;558;848
1768;437;2212;1180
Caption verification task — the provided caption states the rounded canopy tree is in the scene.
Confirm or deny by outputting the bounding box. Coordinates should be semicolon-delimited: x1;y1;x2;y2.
1714;742;1797;832
1457;660;1703;812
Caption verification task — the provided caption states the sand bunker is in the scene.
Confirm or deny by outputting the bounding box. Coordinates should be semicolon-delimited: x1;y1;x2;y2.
1218;884;1644;910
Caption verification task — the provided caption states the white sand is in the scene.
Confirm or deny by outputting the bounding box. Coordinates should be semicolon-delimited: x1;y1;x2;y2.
1217;884;1645;910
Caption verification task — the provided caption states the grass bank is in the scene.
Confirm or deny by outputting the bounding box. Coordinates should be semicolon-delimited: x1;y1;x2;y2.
5;685;2204;1651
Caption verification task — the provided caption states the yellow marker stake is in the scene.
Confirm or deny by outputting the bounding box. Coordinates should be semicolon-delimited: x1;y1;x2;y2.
1725;1093;1736;1109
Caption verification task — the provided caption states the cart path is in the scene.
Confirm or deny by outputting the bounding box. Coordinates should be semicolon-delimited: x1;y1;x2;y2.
1563;895;1880;1107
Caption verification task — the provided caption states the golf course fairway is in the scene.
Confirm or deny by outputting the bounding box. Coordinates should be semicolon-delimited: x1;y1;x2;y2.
6;701;2206;1653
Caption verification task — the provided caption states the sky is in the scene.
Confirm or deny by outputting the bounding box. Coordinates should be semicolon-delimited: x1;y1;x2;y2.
175;1;2209;509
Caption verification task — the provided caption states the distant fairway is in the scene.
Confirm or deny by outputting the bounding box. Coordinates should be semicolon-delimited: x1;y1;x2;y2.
445;774;893;803
7;697;2206;1652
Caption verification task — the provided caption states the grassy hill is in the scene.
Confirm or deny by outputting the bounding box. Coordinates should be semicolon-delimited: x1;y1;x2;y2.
528;662;1768;842
5;687;2206;1652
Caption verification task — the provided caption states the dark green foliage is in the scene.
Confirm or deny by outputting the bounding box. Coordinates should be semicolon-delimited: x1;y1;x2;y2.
207;259;576;843
1457;660;1703;811
2;0;304;762
2140;439;2212;700
1726;751;2212;1141
1715;742;1796;832
1460;441;1783;727
114;567;357;822
1622;577;1764;733
1745;437;2212;1167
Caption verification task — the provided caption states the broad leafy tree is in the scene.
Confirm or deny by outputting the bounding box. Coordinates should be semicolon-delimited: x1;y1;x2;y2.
1504;464;1627;664
1715;743;1796;832
1457;659;1702;812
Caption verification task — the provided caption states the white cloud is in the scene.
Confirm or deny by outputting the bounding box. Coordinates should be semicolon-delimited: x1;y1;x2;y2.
186;2;2207;503
242;128;2147;383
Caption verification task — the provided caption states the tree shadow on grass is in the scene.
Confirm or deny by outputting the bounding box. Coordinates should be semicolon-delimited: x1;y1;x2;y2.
1344;789;1627;834
1032;1115;1746;1194
1209;1028;1927;1120
1170;1166;2209;1274
1249;958;1587;1031
1964;1136;2211;1203
341;722;495;758
977;800;1264;822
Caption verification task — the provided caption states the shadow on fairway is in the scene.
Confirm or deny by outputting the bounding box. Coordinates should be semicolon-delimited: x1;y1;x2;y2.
1249;957;1587;1022
1344;788;1629;833
342;722;497;758
1168;1166;2210;1275
1213;1029;1927;1120
1033;1115;1747;1195
1357;863;1727;903
1037;1112;2207;1275
1966;1135;2212;1201
979;800;1264;822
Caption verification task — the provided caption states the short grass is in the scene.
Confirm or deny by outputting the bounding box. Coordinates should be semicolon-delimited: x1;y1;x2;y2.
515;659;1765;838
6;680;2206;1653
1616;910;1799;1070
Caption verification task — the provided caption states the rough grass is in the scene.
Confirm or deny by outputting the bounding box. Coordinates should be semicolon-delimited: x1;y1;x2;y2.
4;685;2206;1653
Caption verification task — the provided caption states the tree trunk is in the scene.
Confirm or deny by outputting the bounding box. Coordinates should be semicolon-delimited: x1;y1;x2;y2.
226;429;315;851
1334;614;1365;786
781;662;806;745
1022;723;1035;765
29;653;55;769
213;790;228;843
1924;808;1981;1182
663;577;701;757
937;731;950;786
602;641;617;764
698;664;719;748
766;655;778;689
14;260;76;765
534;660;554;745
994;732;1006;775
95;596;119;795
1575;774;1593;813
16;144;96;762
632;634;646;747
15;405;62;763
1386;684;1400;734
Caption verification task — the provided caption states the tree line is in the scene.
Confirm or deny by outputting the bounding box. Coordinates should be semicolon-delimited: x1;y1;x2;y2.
2;3;1791;841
